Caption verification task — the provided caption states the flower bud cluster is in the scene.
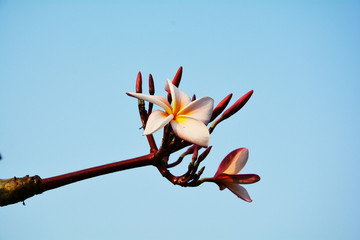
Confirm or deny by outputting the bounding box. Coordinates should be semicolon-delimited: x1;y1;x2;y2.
128;67;260;201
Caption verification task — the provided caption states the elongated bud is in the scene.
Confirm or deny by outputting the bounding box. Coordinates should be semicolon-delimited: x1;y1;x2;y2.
149;74;155;95
167;66;183;103
192;94;196;101
148;74;155;115
136;72;142;93
172;66;183;87
180;145;196;158
209;90;253;133
198;146;212;162
221;90;253;120
191;146;199;164
210;93;233;122
197;166;205;177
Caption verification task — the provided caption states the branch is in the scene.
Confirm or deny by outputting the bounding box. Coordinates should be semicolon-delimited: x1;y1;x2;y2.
0;154;155;207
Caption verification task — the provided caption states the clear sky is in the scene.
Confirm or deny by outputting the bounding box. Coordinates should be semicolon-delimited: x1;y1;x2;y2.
1;1;360;240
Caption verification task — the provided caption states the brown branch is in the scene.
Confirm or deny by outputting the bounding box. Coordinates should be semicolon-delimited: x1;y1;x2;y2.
0;154;155;207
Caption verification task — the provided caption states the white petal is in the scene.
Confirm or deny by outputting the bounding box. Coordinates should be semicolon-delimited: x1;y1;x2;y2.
177;97;214;125
167;79;191;114
225;183;252;202
223;148;249;175
143;110;173;135
170;116;210;147
164;79;171;93
127;92;172;114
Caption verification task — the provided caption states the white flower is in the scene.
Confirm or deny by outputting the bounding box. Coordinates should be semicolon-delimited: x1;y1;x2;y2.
127;79;214;147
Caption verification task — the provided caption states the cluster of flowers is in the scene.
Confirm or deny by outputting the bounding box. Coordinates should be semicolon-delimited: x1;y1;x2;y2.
127;67;260;202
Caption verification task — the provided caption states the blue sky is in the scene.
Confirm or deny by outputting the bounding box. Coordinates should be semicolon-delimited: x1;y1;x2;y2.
1;1;360;239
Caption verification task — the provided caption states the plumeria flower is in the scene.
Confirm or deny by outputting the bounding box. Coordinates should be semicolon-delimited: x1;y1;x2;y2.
203;148;260;202
127;79;214;147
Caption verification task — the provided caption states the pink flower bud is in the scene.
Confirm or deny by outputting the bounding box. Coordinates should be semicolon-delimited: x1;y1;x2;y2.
210;93;233;122
198;146;212;162
221;90;253;120
179;145;196;160
172;66;183;87
202;148;260;202
167;66;183;103
215;174;260;184
136;72;142;93
149;74;155;95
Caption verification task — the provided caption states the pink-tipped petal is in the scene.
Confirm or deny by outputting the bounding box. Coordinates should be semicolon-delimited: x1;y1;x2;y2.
214;148;249;176
178;97;214;125
165;79;171;93
143;111;173;135
167;79;191;114
127;92;172;114
225;183;252;202
170;116;210;147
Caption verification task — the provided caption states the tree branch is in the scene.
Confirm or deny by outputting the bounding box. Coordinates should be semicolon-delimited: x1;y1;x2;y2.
0;154;155;207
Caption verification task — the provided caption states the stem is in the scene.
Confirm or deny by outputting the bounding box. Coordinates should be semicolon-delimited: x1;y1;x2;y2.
146;135;158;152
40;154;155;193
138;99;158;151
